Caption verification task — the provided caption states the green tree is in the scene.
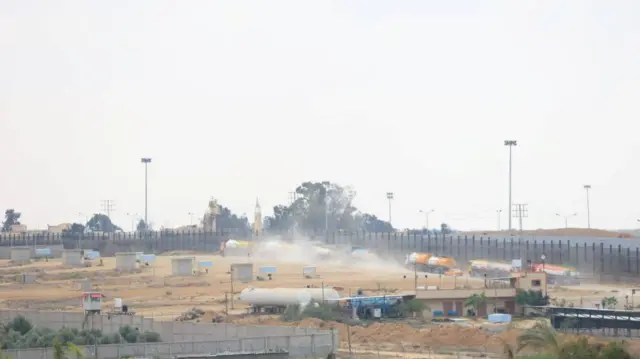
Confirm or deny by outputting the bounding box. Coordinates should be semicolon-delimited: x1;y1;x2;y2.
216;205;250;235
464;292;488;317
516;289;550;314
85;214;121;233
516;320;562;357
52;338;83;359
1;209;21;232
63;223;86;236
136;219;148;231
601;296;618;309
264;181;394;234
399;299;427;318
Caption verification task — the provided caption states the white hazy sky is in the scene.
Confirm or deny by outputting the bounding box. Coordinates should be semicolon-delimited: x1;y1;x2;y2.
1;1;640;231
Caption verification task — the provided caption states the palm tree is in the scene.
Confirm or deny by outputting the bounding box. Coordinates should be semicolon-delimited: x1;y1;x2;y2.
516;319;562;357
52;338;84;359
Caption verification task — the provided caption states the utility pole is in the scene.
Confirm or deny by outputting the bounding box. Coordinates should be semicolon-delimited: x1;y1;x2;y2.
100;200;115;218
504;140;518;232
496;209;502;231
512;204;528;236
583;185;592;228
556;212;577;228
141;158;152;226
386;192;394;225
188;212;196;226
419;209;435;229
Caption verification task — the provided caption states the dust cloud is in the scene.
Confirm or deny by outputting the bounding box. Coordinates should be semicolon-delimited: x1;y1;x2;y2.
248;234;408;273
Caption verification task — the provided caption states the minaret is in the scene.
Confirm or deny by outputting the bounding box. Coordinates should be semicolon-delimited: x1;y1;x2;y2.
253;198;262;235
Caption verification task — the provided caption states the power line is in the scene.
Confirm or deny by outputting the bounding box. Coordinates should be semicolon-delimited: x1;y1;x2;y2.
100;200;115;218
512;203;528;235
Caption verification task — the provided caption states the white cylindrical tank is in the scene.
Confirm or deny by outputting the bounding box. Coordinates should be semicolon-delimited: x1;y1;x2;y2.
239;288;312;306
114;297;122;309
306;288;340;302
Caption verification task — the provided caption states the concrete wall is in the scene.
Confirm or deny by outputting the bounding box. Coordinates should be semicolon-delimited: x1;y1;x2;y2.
0;309;338;352
10;247;32;263
62;249;83;266
0;244;64;259
115;252;137;271
3;335;334;359
172;257;195;276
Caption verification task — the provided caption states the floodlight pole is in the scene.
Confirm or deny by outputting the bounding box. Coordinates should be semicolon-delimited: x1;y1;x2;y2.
504;140;517;232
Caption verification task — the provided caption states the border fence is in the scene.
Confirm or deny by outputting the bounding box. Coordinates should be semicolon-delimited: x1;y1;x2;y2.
0;230;639;283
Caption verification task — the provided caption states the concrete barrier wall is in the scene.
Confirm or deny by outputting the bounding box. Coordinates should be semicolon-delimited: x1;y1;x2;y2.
0;309;334;346
3;335;335;359
1;231;639;282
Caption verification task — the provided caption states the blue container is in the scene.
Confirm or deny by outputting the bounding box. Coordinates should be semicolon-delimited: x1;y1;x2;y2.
34;248;52;257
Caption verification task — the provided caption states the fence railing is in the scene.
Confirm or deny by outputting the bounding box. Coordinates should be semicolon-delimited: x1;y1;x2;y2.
1;230;639;283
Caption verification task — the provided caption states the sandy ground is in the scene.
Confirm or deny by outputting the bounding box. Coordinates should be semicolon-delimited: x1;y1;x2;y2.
0;244;639;355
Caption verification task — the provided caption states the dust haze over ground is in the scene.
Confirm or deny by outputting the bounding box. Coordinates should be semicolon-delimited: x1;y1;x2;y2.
250;234;408;273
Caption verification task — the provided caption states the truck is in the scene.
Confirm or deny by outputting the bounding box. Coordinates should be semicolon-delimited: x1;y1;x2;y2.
404;252;461;275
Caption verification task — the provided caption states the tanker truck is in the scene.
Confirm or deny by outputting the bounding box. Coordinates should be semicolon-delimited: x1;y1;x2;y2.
531;263;580;285
468;259;514;278
404;252;461;275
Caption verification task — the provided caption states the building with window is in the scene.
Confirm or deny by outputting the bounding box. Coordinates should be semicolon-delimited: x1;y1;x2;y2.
414;271;547;316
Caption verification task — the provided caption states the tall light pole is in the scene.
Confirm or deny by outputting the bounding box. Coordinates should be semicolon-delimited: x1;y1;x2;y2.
583;185;591;228
188;212;196;226
386;192;394;225
556;212;577;228
419;209;435;229
141;157;152;227
496;209;502;231
504;140;517;232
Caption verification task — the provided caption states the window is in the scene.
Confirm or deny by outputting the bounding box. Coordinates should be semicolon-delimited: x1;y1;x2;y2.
531;279;541;287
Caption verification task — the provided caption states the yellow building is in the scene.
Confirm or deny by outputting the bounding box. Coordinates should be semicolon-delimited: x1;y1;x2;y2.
415;271;547;317
253;198;262;235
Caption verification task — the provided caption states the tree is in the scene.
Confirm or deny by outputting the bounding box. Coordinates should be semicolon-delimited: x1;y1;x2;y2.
357;213;393;232
440;223;452;235
85;214;121;233
516;320;562;357
601;296;618;310
52;337;83;359
264;205;294;232
399;299;428;318
464;292;488;317
2;209;21;232
63;223;86;236
136;219;148;232
516;289;550;314
216;205;250;235
264;181;395;234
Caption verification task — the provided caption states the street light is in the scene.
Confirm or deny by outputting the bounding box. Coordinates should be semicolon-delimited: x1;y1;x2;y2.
126;212;140;232
504;140;518;232
419;209;435;229
386;192;394;225
556;212;578;229
188;212;196;226
583;185;592;228
496;209;502;231
140;157;152;227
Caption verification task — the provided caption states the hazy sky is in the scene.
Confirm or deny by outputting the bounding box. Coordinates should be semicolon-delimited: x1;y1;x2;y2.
2;1;640;231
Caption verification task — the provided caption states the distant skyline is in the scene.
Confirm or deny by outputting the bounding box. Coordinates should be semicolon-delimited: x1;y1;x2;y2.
2;1;640;231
